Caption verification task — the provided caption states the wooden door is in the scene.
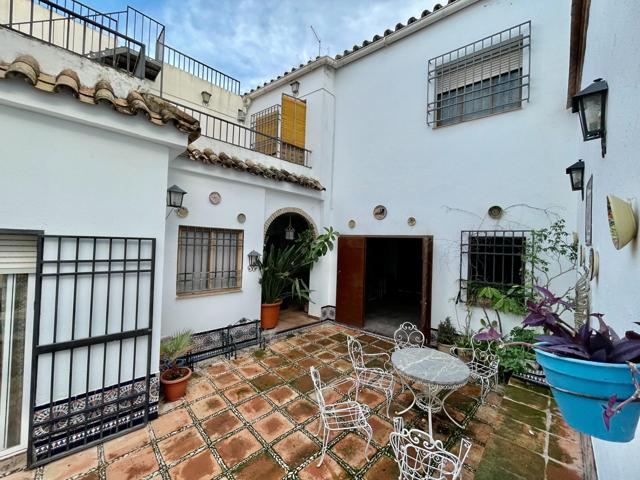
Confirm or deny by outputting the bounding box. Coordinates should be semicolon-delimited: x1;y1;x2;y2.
420;236;434;343
336;237;366;327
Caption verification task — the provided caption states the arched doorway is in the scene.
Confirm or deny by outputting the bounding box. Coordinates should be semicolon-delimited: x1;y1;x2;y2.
264;209;318;331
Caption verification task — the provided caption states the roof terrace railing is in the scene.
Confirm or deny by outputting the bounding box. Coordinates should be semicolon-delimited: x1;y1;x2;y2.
170;100;311;167
161;43;241;95
2;0;146;78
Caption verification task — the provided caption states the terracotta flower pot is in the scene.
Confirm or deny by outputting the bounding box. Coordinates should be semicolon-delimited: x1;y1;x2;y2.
261;300;282;330
160;367;192;402
437;343;453;354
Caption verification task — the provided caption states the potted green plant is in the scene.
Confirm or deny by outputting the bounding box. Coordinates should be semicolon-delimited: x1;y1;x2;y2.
159;330;193;402
496;326;537;383
482;286;640;442
258;227;337;329
437;317;458;353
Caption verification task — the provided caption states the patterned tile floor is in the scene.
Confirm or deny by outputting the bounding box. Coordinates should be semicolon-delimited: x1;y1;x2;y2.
0;322;585;479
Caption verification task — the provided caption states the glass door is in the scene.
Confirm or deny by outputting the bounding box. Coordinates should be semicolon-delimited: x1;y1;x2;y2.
0;274;30;454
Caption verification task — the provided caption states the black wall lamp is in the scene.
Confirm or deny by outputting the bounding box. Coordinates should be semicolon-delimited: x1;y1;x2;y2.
566;160;585;199
167;185;187;208
572;78;608;157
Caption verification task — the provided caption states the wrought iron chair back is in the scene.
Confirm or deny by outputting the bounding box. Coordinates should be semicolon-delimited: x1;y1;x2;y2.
450;339;500;403
310;365;326;410
390;417;471;480
347;336;367;371
394;322;425;350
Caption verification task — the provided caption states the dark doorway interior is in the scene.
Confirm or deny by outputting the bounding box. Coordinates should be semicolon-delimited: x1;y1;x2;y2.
364;238;422;338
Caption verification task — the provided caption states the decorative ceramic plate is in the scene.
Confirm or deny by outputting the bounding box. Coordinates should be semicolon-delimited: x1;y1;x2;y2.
488;205;503;219
373;205;387;220
177;207;189;218
348;219;356;229
237;213;246;224
209;192;222;205
407;217;416;226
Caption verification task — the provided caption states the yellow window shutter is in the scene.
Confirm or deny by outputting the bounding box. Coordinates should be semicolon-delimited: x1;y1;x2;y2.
281;94;306;149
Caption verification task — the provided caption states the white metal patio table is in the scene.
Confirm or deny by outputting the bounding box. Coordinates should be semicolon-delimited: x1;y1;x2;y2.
392;347;470;436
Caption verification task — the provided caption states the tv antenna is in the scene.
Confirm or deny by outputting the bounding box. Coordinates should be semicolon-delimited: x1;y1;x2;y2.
310;25;322;57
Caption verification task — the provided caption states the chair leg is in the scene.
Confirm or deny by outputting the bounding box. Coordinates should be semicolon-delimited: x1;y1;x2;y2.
354;380;361;402
317;427;330;467
362;424;373;461
315;417;324;436
385;387;393;418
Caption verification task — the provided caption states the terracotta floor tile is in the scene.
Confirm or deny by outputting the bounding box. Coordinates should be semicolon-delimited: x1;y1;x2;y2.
298;357;322;370
285;398;318;422
253;412;295;442
356;388;386;409
234;452;286;480
106;445;158;480
190;394;227;419
267;385;299;406
103;426;149;461
43;447;98;480
251;373;283;392
261;355;287;368
303;333;323;342
169;449;221;480
546;459;583;480
158;426;205;464
317;338;335;347
152;408;192;438
283;349;306;361
299;454;351;480
332;433;376;469
237;396;273;421
185;380;216;401
203;410;243;440
238;364;267;379
269;341;292;353
329;333;348;343
276;365;303;381
205;362;229;377
1;471;35;480
331;344;349;355
291;374;315;393
363;455;400;480
369;415;393;446
305;418;339;442
213;371;243;389
302;344;323;354
215;429;262;468
224;382;257;403
273;430;320;468
317;351;338;362
76;471;100;480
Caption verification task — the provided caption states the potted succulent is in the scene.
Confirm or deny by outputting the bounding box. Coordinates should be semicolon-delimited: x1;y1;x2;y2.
258;227;337;330
160;330;194;402
437;317;458;353
487;286;640;442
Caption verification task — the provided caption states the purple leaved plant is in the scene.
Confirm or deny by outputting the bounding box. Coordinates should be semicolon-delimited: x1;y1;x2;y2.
525;286;640;363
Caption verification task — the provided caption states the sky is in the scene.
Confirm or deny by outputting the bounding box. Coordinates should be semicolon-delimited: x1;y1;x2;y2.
89;0;437;91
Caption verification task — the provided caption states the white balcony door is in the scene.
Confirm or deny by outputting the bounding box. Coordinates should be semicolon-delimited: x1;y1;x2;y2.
0;273;34;457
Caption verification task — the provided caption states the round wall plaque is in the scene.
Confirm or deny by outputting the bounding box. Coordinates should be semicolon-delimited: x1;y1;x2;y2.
209;191;222;205
407;217;416;226
488;205;503;219
237;213;246;224
348;219;356;229
176;207;189;218
373;205;387;220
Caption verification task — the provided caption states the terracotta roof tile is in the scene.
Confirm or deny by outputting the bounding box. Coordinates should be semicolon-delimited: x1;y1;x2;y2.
245;0;459;95
184;145;325;192
0;55;200;142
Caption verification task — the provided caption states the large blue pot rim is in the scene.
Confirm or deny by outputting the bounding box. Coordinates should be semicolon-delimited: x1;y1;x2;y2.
534;342;633;370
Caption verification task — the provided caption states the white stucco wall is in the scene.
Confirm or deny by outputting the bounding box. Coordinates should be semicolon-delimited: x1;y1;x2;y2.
0;70;188;404
574;0;640;477
326;0;578;333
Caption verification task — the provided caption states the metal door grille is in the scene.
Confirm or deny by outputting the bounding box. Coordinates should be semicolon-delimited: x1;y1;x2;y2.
28;235;156;467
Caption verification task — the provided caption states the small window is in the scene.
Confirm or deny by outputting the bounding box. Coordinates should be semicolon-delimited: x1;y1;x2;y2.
427;22;531;126
177;226;244;295
460;230;532;303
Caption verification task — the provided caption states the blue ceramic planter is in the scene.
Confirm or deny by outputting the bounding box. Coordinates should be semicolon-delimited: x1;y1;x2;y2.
535;346;640;442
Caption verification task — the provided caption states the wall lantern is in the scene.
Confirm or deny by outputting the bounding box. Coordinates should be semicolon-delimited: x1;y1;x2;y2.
201;90;212;106
284;216;296;240
237;108;246;123
290;80;300;96
572;78;608;157
565;160;585;199
167;185;187;208
247;250;261;271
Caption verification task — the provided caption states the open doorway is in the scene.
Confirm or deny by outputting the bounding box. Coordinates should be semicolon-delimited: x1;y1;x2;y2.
364;238;422;337
335;236;433;340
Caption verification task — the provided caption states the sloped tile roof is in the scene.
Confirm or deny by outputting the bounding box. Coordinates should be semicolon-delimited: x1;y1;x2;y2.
0;55;201;142
184;144;325;191
245;0;458;95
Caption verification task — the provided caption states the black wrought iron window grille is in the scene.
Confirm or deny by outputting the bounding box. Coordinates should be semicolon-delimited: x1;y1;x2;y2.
177;226;244;295
427;21;531;127
459;230;534;305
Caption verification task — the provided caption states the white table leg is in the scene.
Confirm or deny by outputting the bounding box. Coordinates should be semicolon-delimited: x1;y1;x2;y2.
395;373;417;415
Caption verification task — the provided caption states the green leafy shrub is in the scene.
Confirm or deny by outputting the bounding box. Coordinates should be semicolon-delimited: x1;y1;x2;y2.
437;317;458;345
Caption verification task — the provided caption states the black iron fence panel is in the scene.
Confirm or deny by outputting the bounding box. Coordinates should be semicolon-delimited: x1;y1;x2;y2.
28;235;156;467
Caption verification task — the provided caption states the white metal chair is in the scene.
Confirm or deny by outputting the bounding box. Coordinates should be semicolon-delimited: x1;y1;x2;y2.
450;341;499;403
347;335;395;417
390;417;472;480
394;322;426;350
310;366;373;467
